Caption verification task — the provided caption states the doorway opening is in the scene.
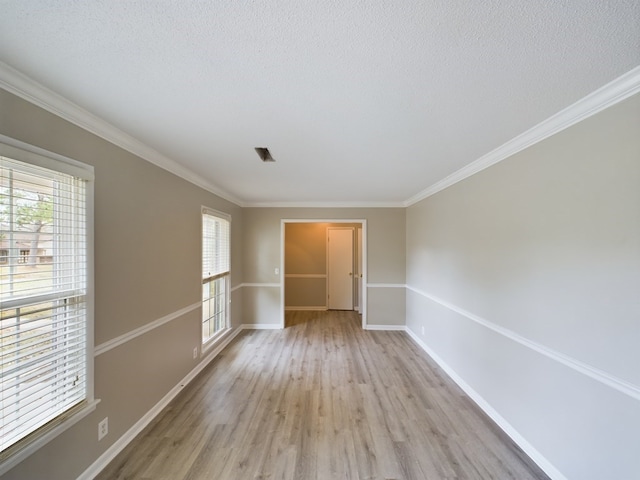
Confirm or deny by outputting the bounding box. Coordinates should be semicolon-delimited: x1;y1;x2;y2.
280;219;367;329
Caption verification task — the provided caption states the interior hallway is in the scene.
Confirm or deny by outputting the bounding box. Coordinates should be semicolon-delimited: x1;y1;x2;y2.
96;310;548;479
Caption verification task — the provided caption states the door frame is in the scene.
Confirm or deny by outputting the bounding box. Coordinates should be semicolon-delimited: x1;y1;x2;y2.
356;226;363;314
280;219;367;329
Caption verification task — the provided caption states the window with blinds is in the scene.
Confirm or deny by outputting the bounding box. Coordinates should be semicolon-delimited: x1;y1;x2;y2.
201;208;230;344
0;152;91;461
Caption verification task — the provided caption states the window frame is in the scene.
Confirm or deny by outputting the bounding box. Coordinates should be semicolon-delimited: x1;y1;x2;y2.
201;207;231;349
0;136;97;475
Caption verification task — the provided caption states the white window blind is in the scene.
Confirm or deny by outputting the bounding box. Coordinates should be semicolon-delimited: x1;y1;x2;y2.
0;155;88;459
201;208;230;343
202;209;230;280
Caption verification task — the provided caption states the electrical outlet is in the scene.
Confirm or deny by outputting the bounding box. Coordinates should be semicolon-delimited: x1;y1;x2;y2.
193;347;198;359
98;417;108;441
274;267;279;275
421;325;425;336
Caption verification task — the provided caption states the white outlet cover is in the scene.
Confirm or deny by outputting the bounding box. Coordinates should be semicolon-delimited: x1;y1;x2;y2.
98;417;108;441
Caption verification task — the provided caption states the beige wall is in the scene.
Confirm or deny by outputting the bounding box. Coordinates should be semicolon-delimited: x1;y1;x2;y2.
285;222;329;274
285;222;329;308
0;88;244;480
405;93;640;480
244;208;405;326
0;88;407;478
284;222;362;309
6;77;635;480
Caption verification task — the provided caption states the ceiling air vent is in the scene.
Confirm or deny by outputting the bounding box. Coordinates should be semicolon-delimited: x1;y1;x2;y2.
255;147;275;162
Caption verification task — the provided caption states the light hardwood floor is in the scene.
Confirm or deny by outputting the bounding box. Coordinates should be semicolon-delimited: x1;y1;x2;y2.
96;311;550;480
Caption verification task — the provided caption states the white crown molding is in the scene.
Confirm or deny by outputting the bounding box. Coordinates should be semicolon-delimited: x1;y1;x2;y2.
245;200;405;208
0;61;244;207
282;218;367;223
4;59;638;210
404;65;640;206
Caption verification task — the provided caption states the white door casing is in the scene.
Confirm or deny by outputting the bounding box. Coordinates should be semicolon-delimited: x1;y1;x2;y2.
356;227;363;313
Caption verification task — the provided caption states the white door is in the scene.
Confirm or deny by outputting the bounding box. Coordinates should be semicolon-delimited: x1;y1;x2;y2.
327;227;354;310
356;227;363;313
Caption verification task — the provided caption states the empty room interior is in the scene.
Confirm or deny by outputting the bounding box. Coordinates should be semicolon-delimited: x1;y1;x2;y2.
0;2;639;480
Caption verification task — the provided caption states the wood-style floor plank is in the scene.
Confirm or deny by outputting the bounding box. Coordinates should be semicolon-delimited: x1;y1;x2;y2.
96;310;550;480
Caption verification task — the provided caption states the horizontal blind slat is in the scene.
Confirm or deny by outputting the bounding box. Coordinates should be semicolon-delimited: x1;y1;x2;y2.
1;153;89;455
0;336;86;382
1;371;86;405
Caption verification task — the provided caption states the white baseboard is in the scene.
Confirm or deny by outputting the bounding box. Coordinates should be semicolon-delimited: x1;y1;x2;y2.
284;306;328;311
240;323;282;330
365;324;405;331
77;326;245;480
403;327;568;480
79;318;566;480
406;286;640;401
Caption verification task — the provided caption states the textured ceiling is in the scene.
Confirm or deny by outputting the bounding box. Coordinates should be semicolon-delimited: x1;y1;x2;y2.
0;1;639;206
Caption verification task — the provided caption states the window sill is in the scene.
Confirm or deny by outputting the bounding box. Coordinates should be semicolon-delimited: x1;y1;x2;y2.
0;399;101;476
201;327;233;356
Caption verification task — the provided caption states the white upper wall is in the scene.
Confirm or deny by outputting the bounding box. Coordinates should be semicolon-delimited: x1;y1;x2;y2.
405;92;640;480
